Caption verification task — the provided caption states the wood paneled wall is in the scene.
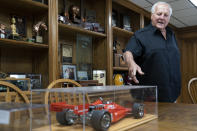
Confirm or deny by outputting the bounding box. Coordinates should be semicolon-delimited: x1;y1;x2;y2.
177;27;197;103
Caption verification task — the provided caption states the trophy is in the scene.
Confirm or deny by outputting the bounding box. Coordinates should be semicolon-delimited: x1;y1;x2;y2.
9;16;20;40
68;5;81;24
33;21;47;43
0;23;6;39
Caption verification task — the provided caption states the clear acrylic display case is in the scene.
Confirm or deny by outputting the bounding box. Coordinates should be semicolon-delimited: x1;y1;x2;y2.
32;85;157;131
0;103;50;131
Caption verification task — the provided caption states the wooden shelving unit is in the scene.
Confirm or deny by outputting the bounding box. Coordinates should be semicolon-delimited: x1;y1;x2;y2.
113;67;128;71
0;0;48;14
0;39;48;49
0;0;153;86
59;23;106;38
113;26;134;38
109;0;142;84
0;0;49;88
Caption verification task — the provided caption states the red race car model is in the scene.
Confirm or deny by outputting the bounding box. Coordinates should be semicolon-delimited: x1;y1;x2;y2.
50;98;144;131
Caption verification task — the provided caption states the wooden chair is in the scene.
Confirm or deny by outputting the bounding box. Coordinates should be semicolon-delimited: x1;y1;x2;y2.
0;81;30;129
0;81;29;103
44;79;90;106
188;77;197;104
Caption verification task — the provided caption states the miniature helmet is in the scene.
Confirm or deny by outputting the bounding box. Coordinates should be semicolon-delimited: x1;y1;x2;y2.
114;74;124;85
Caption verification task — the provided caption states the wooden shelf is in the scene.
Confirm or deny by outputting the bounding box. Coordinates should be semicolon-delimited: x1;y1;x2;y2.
0;0;48;15
0;38;48;49
59;23;107;38
113;67;128;71
113;26;134;38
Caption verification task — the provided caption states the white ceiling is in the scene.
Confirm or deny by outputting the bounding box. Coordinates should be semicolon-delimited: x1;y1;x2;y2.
129;0;197;28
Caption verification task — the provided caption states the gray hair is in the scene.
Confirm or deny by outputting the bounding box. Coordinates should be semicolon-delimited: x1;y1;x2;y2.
151;1;172;16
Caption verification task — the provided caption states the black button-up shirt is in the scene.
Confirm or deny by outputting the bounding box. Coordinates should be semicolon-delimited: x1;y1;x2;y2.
125;24;181;102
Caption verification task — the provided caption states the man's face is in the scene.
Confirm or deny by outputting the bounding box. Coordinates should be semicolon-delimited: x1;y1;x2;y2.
151;4;170;31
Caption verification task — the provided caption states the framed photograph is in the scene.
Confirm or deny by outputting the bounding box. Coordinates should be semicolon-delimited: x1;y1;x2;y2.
13;15;26;37
77;71;88;80
62;44;72;63
62;64;77;80
93;70;106;86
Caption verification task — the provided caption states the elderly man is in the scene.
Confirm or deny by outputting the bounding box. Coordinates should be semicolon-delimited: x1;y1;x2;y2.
123;1;181;102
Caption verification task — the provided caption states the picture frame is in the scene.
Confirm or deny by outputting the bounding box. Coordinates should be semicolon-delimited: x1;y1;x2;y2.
77;71;88;80
13;15;26;37
62;44;72;63
62;64;77;80
93;70;106;86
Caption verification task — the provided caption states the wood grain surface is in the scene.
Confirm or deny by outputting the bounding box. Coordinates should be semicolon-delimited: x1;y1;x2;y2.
128;103;197;131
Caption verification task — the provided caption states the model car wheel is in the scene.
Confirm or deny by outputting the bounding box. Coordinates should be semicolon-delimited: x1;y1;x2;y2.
91;110;111;131
132;103;144;119
56;109;74;125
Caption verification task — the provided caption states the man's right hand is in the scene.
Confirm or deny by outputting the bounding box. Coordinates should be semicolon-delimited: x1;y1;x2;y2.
123;51;144;84
128;61;144;83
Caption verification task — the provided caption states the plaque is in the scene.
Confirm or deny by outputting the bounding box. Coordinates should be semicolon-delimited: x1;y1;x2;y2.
62;44;72;63
76;34;92;80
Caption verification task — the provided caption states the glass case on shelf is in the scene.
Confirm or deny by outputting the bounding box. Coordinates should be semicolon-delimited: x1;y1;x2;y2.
76;34;93;80
0;103;50;131
32;85;157;131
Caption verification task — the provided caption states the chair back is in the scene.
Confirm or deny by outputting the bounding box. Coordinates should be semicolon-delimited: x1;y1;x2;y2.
0;81;29;103
45;79;90;106
188;77;197;104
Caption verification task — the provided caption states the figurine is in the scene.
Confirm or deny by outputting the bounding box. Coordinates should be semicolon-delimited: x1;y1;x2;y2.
10;17;19;36
50;97;144;131
33;21;47;43
68;5;81;24
9;16;20;40
0;23;6;38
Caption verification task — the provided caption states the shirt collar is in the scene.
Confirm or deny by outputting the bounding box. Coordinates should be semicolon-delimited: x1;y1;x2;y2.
148;23;173;34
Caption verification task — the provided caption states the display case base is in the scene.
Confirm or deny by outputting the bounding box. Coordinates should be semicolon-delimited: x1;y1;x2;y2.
34;114;157;131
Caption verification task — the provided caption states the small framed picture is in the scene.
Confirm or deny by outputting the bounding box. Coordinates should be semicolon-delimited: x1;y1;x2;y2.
62;44;72;63
93;70;106;86
62;64;77;80
13;15;26;37
77;71;88;80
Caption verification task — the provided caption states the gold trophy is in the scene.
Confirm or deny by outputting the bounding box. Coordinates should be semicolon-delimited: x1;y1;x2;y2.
33;21;47;43
9;16;19;39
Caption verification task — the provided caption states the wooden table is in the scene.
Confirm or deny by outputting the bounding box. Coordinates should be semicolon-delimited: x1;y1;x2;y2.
128;103;197;131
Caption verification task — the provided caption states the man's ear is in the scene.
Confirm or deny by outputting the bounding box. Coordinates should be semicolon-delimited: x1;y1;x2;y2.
151;14;153;20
